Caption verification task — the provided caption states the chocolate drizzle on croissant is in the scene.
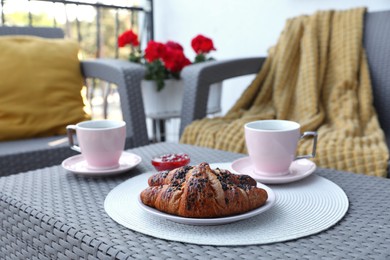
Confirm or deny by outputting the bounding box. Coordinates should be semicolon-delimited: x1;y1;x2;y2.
140;162;268;218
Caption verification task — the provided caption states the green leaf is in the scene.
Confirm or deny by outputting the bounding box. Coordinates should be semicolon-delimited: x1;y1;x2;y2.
194;54;206;63
144;60;170;91
156;78;165;91
128;52;141;63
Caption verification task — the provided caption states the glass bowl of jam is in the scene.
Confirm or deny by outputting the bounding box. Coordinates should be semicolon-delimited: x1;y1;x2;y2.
151;153;190;171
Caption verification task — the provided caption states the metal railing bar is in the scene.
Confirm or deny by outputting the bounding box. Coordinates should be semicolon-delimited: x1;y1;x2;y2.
1;0;4;25
148;0;154;40
64;3;71;37
75;6;82;43
96;5;101;58
28;0;33;26
130;10;134;29
31;0;145;12
103;82;110;119
50;1;58;27
115;9;119;58
137;14;145;48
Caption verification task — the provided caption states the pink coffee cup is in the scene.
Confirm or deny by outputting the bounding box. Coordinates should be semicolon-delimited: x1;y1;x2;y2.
66;120;126;170
245;120;317;176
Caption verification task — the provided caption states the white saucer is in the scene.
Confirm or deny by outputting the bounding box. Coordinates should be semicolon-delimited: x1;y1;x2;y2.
228;157;316;184
61;152;142;176
137;182;276;225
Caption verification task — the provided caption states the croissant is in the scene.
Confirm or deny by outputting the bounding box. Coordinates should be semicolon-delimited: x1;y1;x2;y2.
140;162;268;218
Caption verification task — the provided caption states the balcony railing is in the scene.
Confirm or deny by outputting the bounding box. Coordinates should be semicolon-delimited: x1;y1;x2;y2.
0;0;153;59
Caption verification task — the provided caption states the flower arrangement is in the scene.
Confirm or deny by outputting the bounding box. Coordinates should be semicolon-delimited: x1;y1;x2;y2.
118;30;216;91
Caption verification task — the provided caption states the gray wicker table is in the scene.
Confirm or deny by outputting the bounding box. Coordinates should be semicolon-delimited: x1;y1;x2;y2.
0;143;389;259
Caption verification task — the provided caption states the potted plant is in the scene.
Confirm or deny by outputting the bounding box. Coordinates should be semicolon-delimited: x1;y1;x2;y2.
118;30;222;119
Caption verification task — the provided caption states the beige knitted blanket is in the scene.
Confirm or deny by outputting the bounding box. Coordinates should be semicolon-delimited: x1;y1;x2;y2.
180;7;389;177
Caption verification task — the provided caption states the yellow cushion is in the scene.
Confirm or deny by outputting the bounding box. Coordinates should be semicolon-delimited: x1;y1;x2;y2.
0;36;90;141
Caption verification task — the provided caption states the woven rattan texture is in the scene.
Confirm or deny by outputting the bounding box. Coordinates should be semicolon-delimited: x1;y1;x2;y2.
364;10;390;147
0;26;64;38
0;143;389;259
0;137;136;177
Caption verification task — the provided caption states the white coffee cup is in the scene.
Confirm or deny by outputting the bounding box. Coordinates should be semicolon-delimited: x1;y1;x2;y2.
66;120;126;170
245;120;317;176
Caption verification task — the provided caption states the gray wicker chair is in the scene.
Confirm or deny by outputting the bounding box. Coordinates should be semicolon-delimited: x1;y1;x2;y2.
179;10;390;178
0;26;149;176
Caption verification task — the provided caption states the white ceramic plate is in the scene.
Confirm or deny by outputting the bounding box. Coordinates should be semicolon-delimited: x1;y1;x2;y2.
137;182;276;225
61;151;142;176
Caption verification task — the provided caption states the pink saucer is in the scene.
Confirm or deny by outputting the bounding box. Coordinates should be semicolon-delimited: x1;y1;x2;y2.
61;152;142;176
230;157;316;184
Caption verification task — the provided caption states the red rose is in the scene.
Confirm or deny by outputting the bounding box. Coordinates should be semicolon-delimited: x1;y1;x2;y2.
191;34;216;54
163;48;191;73
165;41;184;51
118;30;139;47
144;41;166;62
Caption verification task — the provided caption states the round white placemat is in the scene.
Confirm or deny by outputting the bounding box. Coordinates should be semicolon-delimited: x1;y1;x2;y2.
104;167;349;246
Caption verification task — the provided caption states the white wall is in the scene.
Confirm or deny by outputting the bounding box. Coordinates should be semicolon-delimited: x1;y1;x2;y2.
152;0;390;114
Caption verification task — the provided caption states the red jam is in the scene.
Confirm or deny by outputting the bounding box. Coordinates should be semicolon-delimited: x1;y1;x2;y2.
151;153;190;171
